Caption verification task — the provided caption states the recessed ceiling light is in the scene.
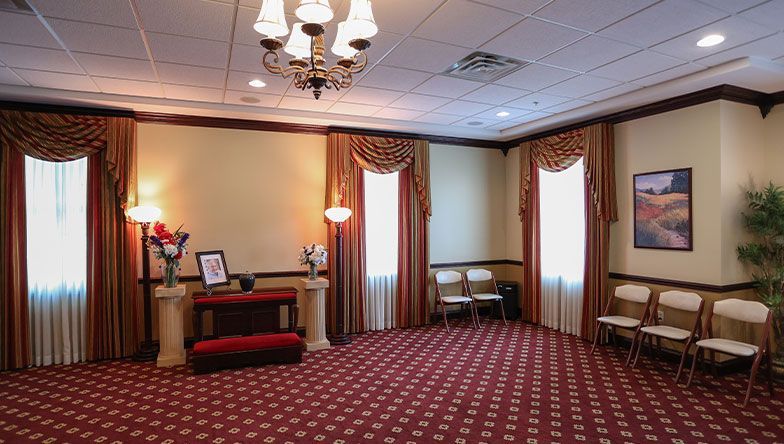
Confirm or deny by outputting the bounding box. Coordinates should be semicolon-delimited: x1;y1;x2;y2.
466;121;484;126
697;34;725;47
248;79;267;88
496;111;510;118
240;96;261;104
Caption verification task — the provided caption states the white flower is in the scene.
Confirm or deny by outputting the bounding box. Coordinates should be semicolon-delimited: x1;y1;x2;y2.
163;244;178;257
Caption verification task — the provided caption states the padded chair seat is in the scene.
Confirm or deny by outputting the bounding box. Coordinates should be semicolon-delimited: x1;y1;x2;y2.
472;293;503;301
440;295;471;304
641;325;691;341
193;333;302;355
597;315;640;329
695;338;759;357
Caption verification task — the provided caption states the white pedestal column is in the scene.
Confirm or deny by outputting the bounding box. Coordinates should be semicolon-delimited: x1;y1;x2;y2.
300;278;330;352
155;284;187;367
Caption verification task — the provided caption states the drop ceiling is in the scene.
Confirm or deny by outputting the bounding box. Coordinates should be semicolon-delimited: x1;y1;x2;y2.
1;0;783;141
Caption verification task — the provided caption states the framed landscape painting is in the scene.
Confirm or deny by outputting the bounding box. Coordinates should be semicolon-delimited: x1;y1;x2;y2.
633;168;693;250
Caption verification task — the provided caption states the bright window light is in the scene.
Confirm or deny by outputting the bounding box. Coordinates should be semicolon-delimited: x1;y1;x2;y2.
364;170;398;277
539;158;585;281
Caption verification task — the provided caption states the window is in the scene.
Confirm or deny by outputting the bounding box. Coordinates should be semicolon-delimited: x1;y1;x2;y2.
25;156;87;366
363;170;399;331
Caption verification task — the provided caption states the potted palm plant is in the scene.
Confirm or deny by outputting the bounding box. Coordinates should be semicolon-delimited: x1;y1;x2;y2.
737;183;784;378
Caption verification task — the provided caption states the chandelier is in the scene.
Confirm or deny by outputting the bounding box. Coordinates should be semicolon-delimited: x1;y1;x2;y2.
254;0;378;100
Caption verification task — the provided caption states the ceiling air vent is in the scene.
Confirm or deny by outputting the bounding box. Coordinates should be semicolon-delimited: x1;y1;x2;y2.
442;52;526;82
0;0;33;12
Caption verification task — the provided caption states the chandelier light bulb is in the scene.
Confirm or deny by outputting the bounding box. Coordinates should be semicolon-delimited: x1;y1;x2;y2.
296;0;334;24
331;21;359;58
344;0;377;38
254;0;289;38
284;23;313;59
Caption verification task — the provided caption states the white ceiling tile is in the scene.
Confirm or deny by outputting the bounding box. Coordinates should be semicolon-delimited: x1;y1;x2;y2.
277;96;335;112
13;69;98;91
433;100;494;116
328;102;382;116
581;82;642;101
284;83;344;101
471;0;551;15
504;92;570;110
534;0;657;32
651;16;776;61
92;77;164;97
226;70;292;95
358;65;432;92
589;51;685;82
0;44;83;74
156;62;226;88
72;53;157;81
163;84;224;102
494;63;578;90
379;37;474;73
512;111;552;123
540;74;621;98
598;0;729;47
340;86;405;106
333;0;444;35
413;0;522;48
148;33;230;68
136;0;235;42
359;30;406;62
480;17;587;61
697;33;784;66
471;106;535;121
696;0;768;13
543;98;593;113
388;93;453;112
0;67;27;86
48;18;148;58
412;76;484;98
373;108;425;120
0;12;60;49
224;90;281;107
459;84;529;105
228;44;266;73
30;0;139;28
632;63;705;86
486;120;523;130
452;116;498;128
415;112;462;125
538;36;639;72
740;1;784;30
234;6;271;47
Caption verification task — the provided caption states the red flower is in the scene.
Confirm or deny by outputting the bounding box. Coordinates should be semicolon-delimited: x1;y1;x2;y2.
174;251;183;260
159;231;173;242
154;222;167;235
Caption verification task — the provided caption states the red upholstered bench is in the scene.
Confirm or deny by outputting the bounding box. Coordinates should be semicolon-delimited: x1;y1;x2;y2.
191;333;303;374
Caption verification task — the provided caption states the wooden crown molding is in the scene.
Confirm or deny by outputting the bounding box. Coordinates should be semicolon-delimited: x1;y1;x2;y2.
0;100;135;118
608;272;756;294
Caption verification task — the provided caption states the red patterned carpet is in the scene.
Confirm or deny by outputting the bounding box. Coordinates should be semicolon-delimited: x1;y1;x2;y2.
1;320;781;443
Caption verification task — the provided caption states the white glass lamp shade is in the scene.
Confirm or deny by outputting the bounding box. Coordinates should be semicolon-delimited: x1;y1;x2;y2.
127;205;161;224
254;0;289;38
295;0;334;24
344;0;377;38
284;23;313;58
331;21;359;58
325;207;352;223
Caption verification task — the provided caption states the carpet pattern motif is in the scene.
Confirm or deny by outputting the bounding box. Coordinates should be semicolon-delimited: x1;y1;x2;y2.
0;320;781;443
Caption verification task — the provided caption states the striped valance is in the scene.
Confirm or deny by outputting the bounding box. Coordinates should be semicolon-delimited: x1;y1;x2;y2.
0;110;107;161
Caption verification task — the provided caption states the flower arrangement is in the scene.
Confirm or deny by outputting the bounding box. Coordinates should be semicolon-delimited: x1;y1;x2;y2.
299;243;327;280
148;222;190;288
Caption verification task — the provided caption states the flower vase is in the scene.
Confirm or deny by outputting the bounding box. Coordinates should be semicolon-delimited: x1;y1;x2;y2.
162;261;180;288
308;264;319;280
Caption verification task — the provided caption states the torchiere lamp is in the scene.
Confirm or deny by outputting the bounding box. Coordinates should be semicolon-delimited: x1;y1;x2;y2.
127;205;162;361
325;206;352;345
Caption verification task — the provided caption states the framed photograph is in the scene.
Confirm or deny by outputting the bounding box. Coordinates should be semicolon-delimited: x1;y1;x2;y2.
195;250;231;290
633;168;693;251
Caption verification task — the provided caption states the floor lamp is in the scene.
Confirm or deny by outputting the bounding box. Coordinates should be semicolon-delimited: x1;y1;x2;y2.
128;205;162;362
325;206;352;345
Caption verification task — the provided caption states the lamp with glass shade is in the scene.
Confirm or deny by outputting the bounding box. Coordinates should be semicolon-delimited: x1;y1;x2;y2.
253;0;288;37
325;206;352;345
127;205;162;362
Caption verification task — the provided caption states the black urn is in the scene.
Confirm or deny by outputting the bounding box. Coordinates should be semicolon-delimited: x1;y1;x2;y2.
239;271;255;294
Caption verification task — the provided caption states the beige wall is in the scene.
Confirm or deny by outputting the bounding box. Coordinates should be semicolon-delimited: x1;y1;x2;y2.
765;106;784;185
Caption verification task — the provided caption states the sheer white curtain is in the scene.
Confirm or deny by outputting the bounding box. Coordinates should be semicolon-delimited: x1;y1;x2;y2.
25;156;87;366
539;158;585;336
364;170;399;331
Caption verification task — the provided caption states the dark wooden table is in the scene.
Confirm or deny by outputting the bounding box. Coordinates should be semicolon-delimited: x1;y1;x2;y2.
192;286;299;341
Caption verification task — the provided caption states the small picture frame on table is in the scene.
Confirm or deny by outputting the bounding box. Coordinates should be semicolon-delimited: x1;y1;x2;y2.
196;250;231;293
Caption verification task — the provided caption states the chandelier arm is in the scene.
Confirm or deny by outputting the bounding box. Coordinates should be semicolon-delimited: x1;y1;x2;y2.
349;52;368;74
263;51;307;79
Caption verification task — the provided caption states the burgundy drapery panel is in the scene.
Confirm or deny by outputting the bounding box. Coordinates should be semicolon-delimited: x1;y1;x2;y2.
0;111;139;370
518;123;617;340
325;133;431;333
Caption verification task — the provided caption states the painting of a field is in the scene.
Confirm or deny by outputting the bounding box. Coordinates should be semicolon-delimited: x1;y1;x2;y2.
634;168;692;250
